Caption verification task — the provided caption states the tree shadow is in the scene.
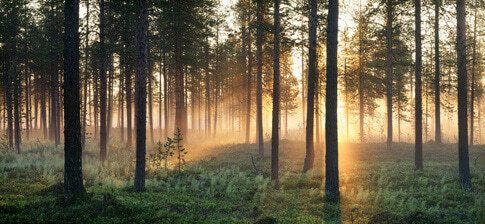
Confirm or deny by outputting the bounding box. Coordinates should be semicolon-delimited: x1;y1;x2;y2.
323;194;342;224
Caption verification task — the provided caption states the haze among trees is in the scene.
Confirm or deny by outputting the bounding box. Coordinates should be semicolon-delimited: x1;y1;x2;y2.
0;0;483;223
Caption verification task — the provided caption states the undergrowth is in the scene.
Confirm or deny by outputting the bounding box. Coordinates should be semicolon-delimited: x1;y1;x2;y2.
0;139;483;223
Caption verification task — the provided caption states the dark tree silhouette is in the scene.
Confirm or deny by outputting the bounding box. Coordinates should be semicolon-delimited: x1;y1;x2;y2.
325;0;339;197
99;0;107;161
385;0;393;150
434;0;441;144
303;0;317;173
415;0;423;170
271;0;280;188
256;0;264;157
456;0;471;190
134;0;148;192
63;0;85;201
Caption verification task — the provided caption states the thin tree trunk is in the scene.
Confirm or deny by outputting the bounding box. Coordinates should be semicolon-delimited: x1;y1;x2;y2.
148;41;154;143
434;0;441;144
41;78;47;139
126;67;133;146
271;0;280;188
25;71;30;141
205;44;211;136
385;0;393;150
81;0;89;148
245;6;252;144
470;9;477;147
303;0;317;172
159;51;163;139
163;52;168;138
14;58;21;152
6;46;13;149
415;0;423;170
256;0;264;157
99;0;107;161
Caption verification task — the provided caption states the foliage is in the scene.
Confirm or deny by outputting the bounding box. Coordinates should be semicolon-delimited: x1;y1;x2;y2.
0;140;483;223
150;128;187;174
150;140;175;172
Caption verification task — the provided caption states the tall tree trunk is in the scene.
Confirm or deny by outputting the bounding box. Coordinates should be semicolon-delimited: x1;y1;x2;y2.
6;46;13;149
315;90;320;147
14;62;21;153
325;0;339;197
358;18;364;143
271;0;280;188
51;65;59;146
25;71;30;141
63;0;85;202
415;0;423;170
214;26;220;137
245;6;252;144
174;0;187;139
34;73;38;131
99;0;107;161
205;44;211;136
303;0;317;172
470;9;477;147
159;51;163;138
256;0;264;157
163;52;168;138
81;0;89;148
456;0;471;190
126;66;133;146
41;79;47;139
134;0;148;192
344;59;349;141
434;0;441;144
385;0;393;150
107;53;113;145
148;41;154;143
120;53;125;142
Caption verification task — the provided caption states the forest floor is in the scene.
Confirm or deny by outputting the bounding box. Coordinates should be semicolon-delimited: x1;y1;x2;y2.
0;137;484;223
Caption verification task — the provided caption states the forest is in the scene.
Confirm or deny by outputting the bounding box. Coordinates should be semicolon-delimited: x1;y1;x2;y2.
0;0;484;223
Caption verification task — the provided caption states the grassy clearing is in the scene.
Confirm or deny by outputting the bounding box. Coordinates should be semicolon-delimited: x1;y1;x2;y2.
0;139;484;223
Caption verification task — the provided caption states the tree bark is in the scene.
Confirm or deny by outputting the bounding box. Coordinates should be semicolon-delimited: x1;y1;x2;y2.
81;0;89;148
99;0;107;161
271;0;280;188
163;52;168;138
14;59;21;153
434;0;441;144
303;0;317;172
6;45;14;149
385;0;393;150
325;0;339;197
415;0;423;170
174;0;187;139
134;0;148;192
205;43;211;136
245;4;252;144
470;9;477;147
63;0;85;202
148;40;154;143
456;0;471;190
256;0;264;157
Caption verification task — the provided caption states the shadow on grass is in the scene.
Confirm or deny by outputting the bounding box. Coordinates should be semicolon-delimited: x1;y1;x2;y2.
323;195;342;224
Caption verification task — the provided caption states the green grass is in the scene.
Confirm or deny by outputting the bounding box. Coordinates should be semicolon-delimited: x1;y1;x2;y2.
0;139;484;223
